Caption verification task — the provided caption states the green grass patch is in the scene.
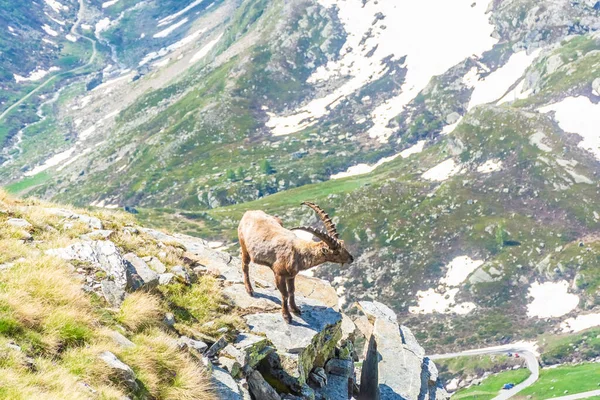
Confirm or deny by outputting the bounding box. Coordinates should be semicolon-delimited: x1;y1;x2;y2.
517;363;600;399
453;368;531;400
4;172;51;194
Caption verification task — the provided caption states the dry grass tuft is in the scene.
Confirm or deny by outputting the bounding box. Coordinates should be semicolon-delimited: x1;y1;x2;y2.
117;292;163;332
121;329;214;400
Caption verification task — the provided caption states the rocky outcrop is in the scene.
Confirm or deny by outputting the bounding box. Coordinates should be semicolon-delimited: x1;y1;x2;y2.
144;230;449;400
40;216;446;399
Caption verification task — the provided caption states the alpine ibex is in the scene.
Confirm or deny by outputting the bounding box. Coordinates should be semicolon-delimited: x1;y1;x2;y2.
238;202;354;323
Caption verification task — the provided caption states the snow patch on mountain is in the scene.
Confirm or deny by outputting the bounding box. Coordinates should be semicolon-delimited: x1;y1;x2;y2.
158;0;206;27
42;24;59;37
330;140;425;179
267;0;498;141
422;158;463;182
44;0;68;13
561;313;600;333
468;49;541;110
189;33;223;64
527;281;579;318
153;18;188;38
102;0;120;8
14;67;60;83
539;96;600;161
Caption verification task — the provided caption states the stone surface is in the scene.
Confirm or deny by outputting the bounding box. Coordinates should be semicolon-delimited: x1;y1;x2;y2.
107;330;135;348
357;301;397;323
98;351;138;392
213;365;245;400
593;77;600;96
7;218;32;229
358;335;379;400
316;374;351;400
375;317;422;400
224;284;326;313
81;230;114;240
219;356;242;379
44;208;103;229
309;367;327;388
247;369;281;400
207;335;228;358
246;306;342;389
171;265;191;284
325;358;353;378
223;333;273;369
178;335;209;355
101;279;126;307
123;253;159;290
158;273;175;285
143;256;166;273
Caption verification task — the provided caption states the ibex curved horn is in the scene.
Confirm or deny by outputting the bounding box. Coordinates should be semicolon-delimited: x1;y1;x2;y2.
301;201;339;239
292;226;340;249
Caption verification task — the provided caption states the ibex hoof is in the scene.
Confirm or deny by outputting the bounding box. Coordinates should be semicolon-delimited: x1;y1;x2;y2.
245;288;255;297
282;313;292;324
290;307;302;315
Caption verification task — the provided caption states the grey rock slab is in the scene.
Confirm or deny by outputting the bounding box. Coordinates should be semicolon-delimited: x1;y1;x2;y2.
213;365;244;400
375;318;422;400
357;301;397;323
325;359;353;378
207;335;228;358
245;306;341;354
44;208;103;229
247;369;281;400
98;351;138;392
142;256;166;273
227;333;272;368
224;284;326;312
170;265;191;284
219;356;242;379
400;325;425;358
80;230;114;240
47;241;128;289
123;253;159;290
101;279;126;307
245;306;342;388
7;218;32;229
158;273;174;285
593;77;600;96
316;374;351;400
107;331;135;349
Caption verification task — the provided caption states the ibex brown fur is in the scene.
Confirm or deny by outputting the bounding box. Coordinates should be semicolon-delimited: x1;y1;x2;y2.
238;202;354;323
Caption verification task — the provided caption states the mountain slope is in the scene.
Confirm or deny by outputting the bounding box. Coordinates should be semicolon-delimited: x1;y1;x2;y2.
1;0;600;353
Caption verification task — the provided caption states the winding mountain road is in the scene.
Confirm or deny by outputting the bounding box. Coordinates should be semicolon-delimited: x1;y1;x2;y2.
428;343;540;400
0;0;97;123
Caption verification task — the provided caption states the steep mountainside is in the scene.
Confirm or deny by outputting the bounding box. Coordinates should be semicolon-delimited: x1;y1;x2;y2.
2;0;600;352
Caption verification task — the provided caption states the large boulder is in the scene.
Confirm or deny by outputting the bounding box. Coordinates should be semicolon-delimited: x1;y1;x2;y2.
98;351;138;392
246;305;342;392
123;252;159;290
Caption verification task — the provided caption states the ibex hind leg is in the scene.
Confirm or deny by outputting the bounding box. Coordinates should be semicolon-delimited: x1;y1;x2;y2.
240;239;254;297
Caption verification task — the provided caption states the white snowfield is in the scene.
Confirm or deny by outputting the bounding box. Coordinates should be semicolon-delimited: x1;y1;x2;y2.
14;67;60;83
44;0;68;13
561;313;600;333
422;158;463;182
477;159;503;174
330;140;425;180
139;28;207;66
527;281;579;318
539;96;600;161
102;0;120;8
267;0;498;140
468;49;541;110
24;147;76;177
42;24;59;37
410;255;483;315
153;18;188;38
158;0;206;27
189;33;223;64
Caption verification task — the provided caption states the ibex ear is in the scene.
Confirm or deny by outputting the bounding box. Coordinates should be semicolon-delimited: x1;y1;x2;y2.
321;247;330;255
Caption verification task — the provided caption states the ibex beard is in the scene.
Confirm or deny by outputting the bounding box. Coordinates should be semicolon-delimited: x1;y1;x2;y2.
237;202;354;323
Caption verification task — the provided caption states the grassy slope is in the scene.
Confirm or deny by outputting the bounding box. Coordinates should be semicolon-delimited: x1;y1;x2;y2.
516;363;600;399
0;190;242;399
453;369;531;400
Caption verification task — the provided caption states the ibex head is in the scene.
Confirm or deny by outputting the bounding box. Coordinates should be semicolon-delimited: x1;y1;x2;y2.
293;201;354;264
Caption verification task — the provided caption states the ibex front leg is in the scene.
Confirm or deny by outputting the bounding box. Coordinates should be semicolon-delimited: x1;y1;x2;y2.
287;277;302;315
275;275;292;323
